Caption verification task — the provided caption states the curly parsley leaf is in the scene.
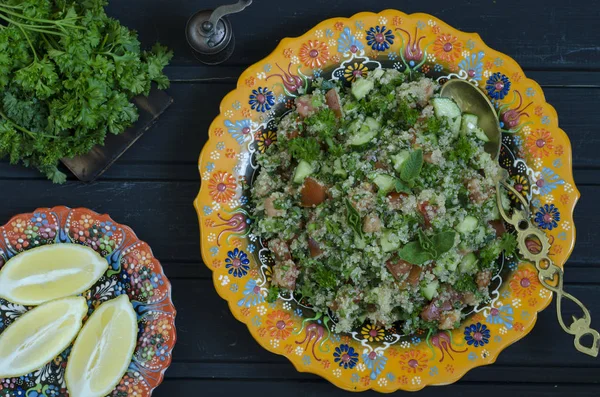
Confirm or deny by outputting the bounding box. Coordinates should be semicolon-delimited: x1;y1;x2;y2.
288;137;320;162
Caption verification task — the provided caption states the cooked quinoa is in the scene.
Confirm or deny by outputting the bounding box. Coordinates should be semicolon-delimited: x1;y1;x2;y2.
250;69;516;334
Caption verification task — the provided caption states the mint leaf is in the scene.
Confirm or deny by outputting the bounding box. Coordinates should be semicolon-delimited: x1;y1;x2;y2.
431;231;457;257
400;148;423;183
499;232;518;257
398;241;433;265
394;179;412;194
345;199;363;239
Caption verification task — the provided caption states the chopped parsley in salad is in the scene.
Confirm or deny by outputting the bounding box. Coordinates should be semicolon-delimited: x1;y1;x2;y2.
250;69;516;334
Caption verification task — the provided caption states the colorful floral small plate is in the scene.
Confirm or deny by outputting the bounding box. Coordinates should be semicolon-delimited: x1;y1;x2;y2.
194;10;578;392
0;206;176;396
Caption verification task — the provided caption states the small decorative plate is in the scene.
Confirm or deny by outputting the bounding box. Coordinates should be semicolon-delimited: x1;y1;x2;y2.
0;206;176;396
194;10;578;392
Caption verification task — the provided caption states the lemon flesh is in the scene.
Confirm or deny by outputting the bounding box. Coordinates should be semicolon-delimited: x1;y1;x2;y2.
0;244;108;305
0;296;87;378
66;294;137;397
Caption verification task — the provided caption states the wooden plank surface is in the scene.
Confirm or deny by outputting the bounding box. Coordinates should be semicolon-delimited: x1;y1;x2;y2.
2;0;600;395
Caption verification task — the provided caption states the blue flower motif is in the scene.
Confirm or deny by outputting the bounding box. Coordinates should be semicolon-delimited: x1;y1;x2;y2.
362;351;387;379
334;344;359;369
225;248;250;278
494;335;502;343
526;87;535;97
263;63;272;72
338;27;364;55
531;198;541;208
206;161;215;172
247;244;256;253
203;206;213;216
325;28;334;38
251;315;262;327
434;63;443;72
459;51;484;81
230;283;239;292
355;20;365;30
209;246;219;256
156;343;168;361
464;322;491;347
513;135;522;147
386;372;396;381
313;68;322;78
521;310;530;320
331;333;341;342
295;307;303;317
100;220;116;237
30;212;48;227
416;20;425;30
366;26;394;51
224;119;253;145
351;373;360;383
238;279;265;307
508;262;518;271
541;115;550;125
501;290;511;299
240;196;248;205
302;355;312;365
494;57;504;66
466;39;476;50
411;336;421;344
486;304;514;329
553;159;562;168
249;87;275;112
13;387;25;396
232;100;241;110
485;72;511;100
429;366;439;376
468;352;477;361
535;167;564;196
387;52;397;60
150;273;164;288
534;204;560;230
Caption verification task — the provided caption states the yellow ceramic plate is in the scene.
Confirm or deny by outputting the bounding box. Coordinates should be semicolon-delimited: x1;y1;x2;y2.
194;10;578;392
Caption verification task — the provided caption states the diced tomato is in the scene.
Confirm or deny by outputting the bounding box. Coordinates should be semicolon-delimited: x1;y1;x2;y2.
325;88;343;118
420;301;441;321
489;220;506;237
386;258;412;281
300;177;328;207
308;238;324;258
295;95;316;118
387;192;408;210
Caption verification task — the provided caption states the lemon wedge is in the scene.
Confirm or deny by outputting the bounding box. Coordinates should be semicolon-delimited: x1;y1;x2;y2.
66;294;137;397
0;244;108;305
0;296;87;378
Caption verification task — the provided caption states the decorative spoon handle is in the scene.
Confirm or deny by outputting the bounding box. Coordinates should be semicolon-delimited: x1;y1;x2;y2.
497;181;599;357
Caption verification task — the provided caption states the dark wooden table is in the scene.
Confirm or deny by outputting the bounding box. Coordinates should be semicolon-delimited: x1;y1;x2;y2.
3;0;600;395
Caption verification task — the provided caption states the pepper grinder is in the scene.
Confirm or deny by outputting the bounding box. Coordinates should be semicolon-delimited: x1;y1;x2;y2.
186;0;253;65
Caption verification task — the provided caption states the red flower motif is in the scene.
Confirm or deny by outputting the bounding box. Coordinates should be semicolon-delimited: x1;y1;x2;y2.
510;269;540;297
266;310;294;340
432;33;463;63
298;40;330;69
208;171;237;203
398;350;428;374
525;129;554;158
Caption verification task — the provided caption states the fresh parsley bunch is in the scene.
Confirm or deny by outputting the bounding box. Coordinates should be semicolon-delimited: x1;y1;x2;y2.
0;0;173;182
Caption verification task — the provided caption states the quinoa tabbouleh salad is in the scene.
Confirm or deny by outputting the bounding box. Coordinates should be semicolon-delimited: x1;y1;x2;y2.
250;68;517;335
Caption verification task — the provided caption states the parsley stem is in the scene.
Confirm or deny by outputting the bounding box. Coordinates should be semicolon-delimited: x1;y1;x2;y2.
0;109;36;139
15;23;38;61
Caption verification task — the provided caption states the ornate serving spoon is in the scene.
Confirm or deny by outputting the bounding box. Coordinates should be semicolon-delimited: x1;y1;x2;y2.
441;79;599;357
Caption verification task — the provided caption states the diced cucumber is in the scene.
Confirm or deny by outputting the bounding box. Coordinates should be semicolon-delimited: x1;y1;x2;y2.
347;119;361;134
392;150;410;173
444;257;459;272
354;235;366;249
293;160;314;184
372;68;385;79
343;101;359;114
421;280;439;300
460;113;479;135
348;117;379;147
459;252;478;274
473;127;490;142
432;97;462;135
351;78;375;100
380;230;400;252
491;203;500;220
371;173;397;195
333;158;347;178
364;117;380;131
456;215;478;234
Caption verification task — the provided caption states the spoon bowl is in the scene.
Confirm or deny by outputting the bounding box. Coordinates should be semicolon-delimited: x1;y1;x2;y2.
440;79;502;160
